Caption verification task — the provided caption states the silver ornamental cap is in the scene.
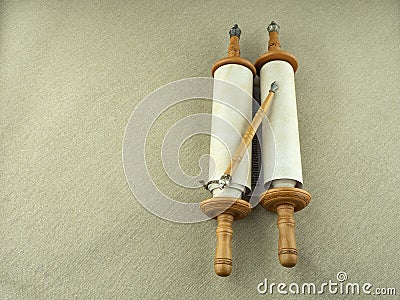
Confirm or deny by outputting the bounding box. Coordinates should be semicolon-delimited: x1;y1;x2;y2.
229;24;241;38
267;21;280;33
269;81;278;93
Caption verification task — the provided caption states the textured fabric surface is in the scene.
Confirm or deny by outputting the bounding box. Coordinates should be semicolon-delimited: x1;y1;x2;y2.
1;1;399;299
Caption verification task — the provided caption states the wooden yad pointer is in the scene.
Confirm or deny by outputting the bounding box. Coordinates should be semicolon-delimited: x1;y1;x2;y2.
218;81;278;188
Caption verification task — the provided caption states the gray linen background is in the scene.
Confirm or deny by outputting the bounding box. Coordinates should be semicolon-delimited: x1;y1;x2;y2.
1;0;399;299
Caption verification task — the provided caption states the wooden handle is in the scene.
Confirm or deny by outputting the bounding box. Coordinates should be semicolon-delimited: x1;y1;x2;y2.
214;213;233;276
268;31;281;51
224;89;276;177
276;204;298;267
201;198;251;277
260;188;311;268
228;36;240;57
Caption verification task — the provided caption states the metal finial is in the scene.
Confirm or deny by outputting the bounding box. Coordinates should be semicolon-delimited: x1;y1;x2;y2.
269;81;278;93
267;21;280;33
229;24;241;38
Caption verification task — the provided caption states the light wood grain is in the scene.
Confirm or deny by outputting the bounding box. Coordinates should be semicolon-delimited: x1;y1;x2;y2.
201;197;251;276
276;203;298;267
214;213;233;276
211;35;256;76
224;90;275;177
254;24;298;74
260;187;311;267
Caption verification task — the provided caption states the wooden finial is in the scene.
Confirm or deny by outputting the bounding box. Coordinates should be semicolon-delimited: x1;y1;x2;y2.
211;24;256;77
254;21;298;74
267;21;281;51
227;35;240;57
260;188;311;267
228;24;241;57
200;198;251;276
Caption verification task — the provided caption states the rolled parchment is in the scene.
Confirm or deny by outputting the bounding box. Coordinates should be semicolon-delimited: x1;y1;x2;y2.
260;60;303;189
208;63;253;197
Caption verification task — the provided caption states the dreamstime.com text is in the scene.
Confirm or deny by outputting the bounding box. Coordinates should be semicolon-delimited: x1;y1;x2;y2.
257;272;396;296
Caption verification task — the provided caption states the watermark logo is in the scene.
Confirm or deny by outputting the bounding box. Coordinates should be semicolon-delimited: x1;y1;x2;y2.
336;271;348;282
257;272;396;296
122;77;273;223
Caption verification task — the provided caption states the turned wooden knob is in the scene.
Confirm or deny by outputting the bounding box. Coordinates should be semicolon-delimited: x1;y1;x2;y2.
211;24;256;77
276;203;297;267
260;188;311;268
214;213;233;276
254;20;298;75
200;197;251;276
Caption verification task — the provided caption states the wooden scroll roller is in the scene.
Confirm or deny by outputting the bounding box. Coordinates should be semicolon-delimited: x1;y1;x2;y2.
201;24;255;277
255;21;311;267
202;82;277;277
